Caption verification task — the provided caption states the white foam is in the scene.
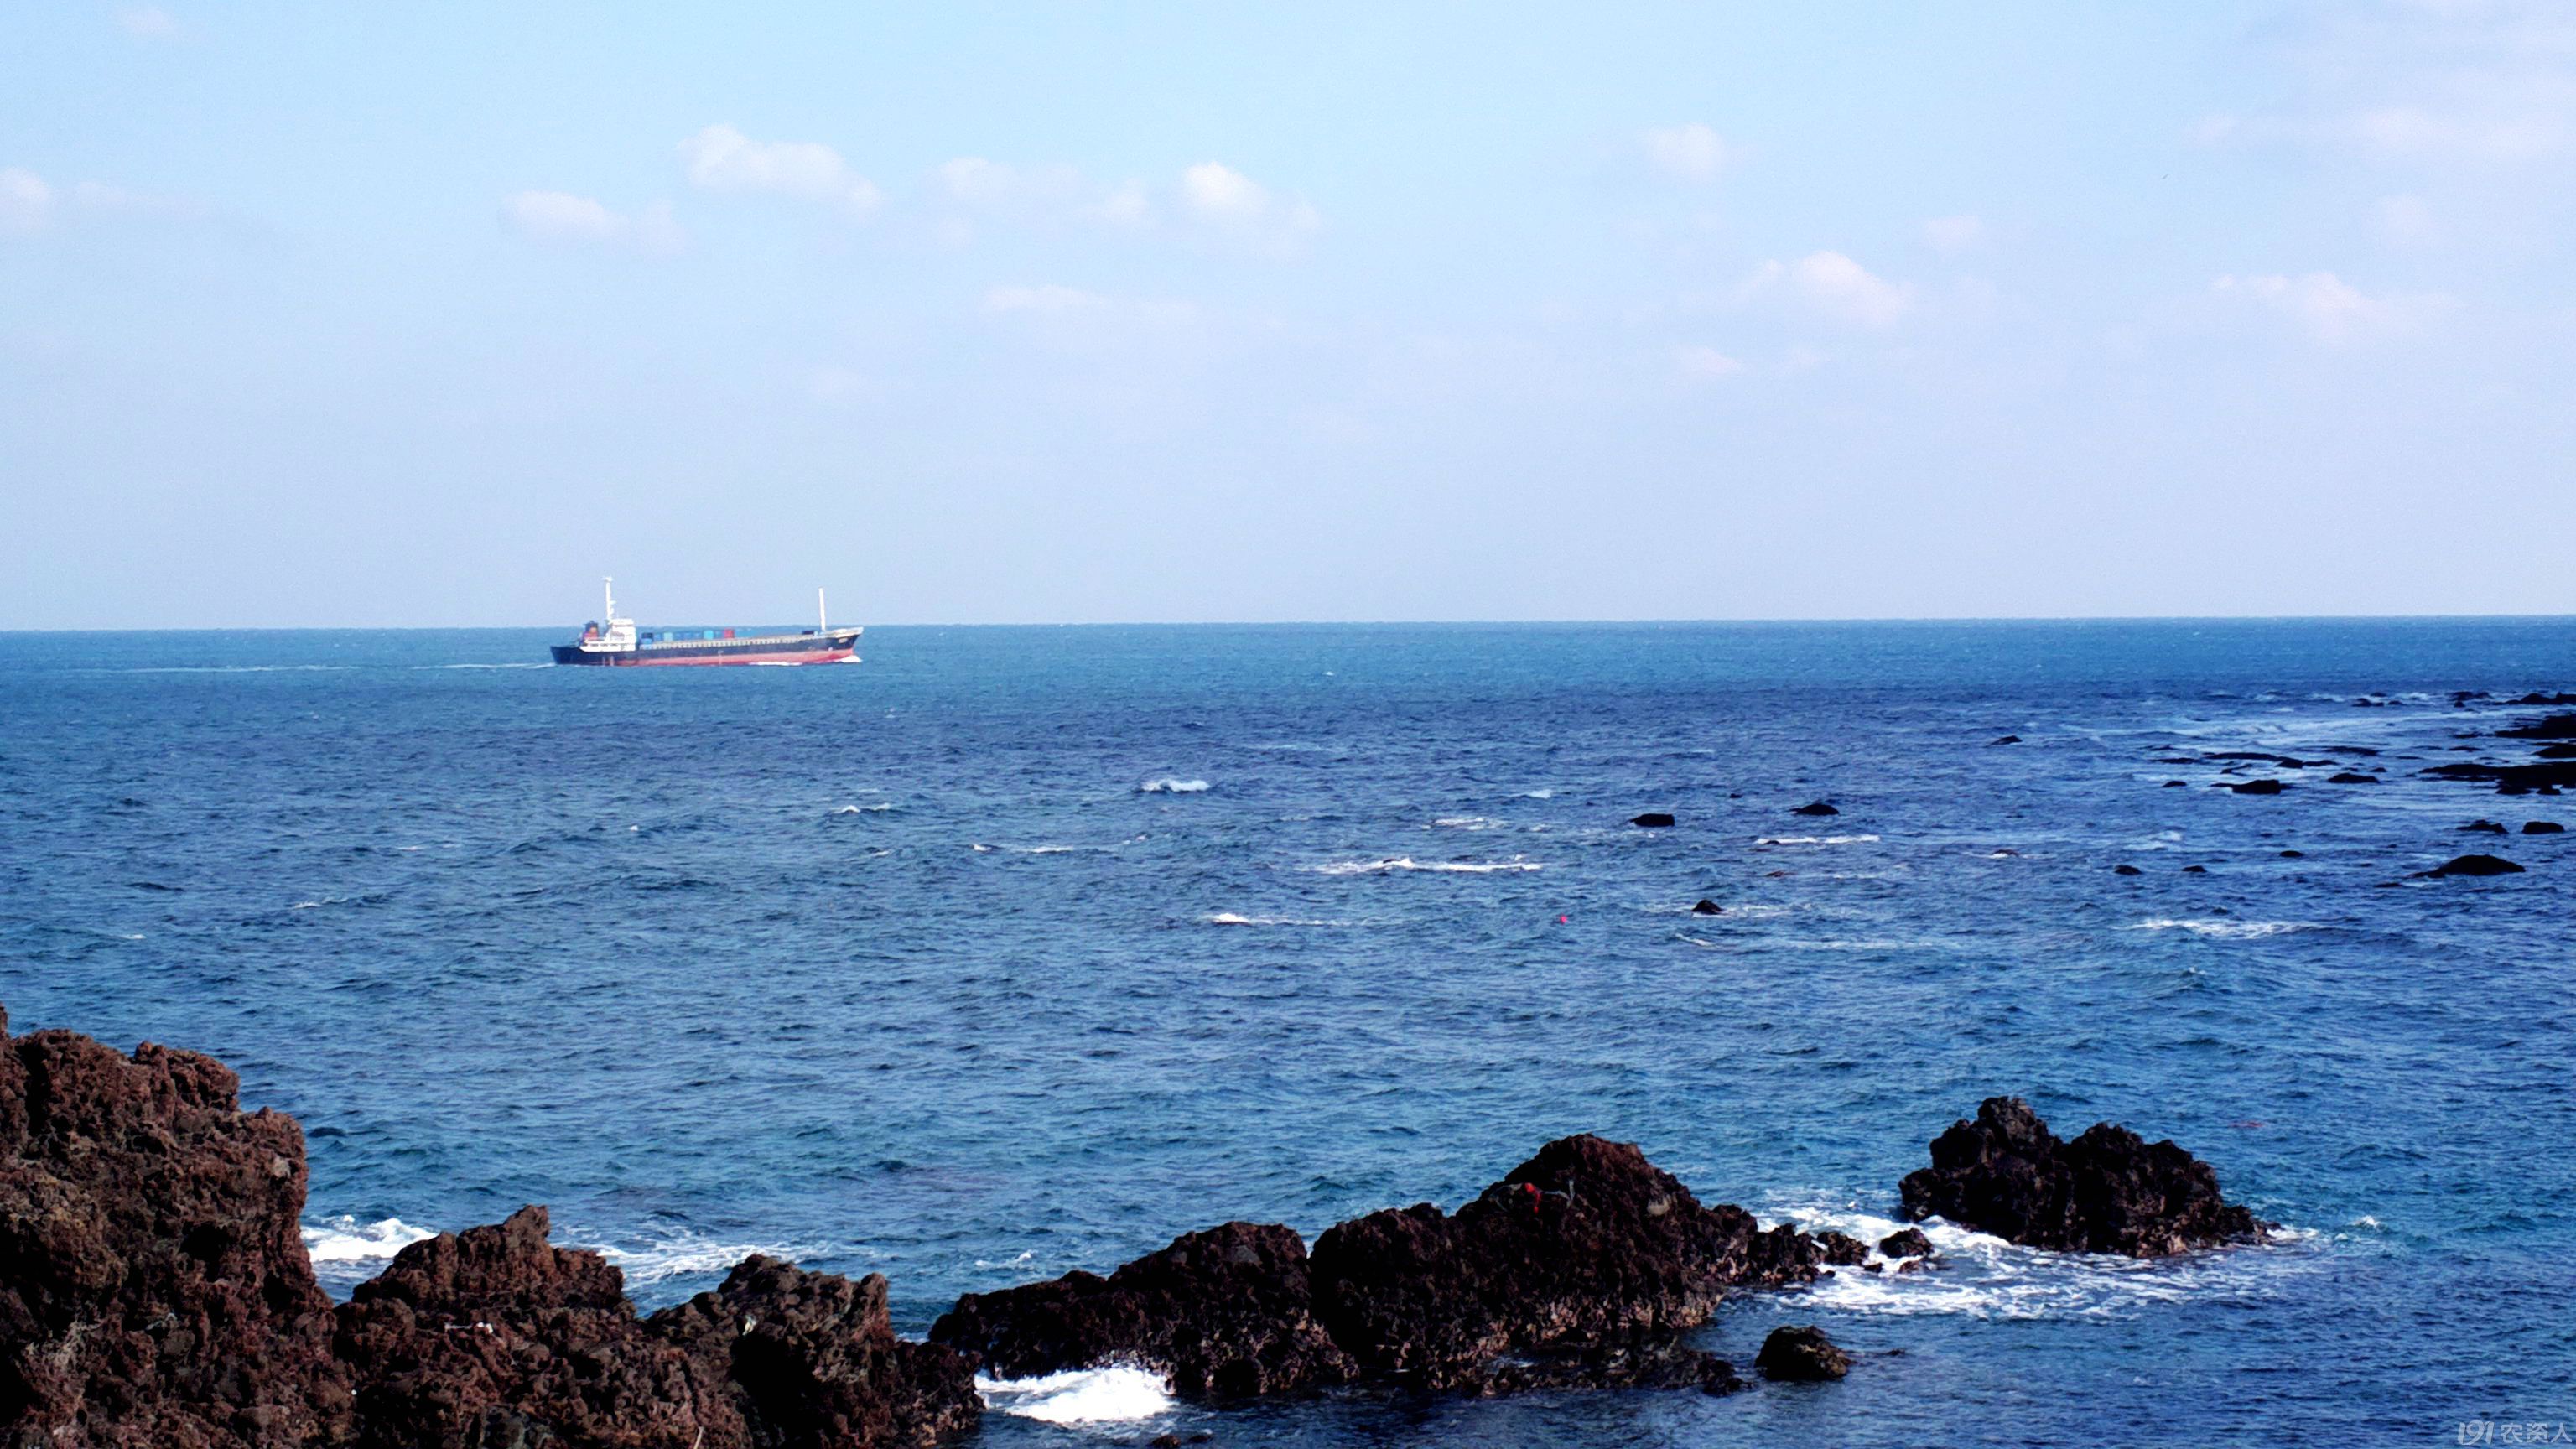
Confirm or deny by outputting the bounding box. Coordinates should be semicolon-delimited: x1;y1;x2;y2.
304;1215;436;1265
1774;1200;2312;1321
1306;857;1543;875
579;1227;823;1285
977;1366;1175;1425
1138;778;1210;793
1520;788;1555;799
832;803;893;814
1431;816;1502;829
1204;911;1350;927
2129;918;2315;940
1755;834;1881;845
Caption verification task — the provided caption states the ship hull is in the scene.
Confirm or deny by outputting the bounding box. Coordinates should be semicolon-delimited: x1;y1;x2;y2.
550;634;860;667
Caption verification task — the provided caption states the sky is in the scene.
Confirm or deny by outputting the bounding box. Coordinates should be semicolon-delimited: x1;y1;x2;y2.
2;1;2571;628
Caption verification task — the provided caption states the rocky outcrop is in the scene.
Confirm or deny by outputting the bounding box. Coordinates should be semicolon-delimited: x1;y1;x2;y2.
1690;900;1724;916
0;1012;978;1449
2228;779;2286;795
2327;772;2379;784
1753;1325;1850;1382
1897;1098;2266;1257
2496;713;2576;739
0;1011;351;1447
931;1222;1353;1399
939;1135;1844;1401
2425;854;2524;877
2525;821;2565;834
1306;1135;1828;1394
1876;1228;1932;1259
1791;801;1839;817
1630;813;1676;828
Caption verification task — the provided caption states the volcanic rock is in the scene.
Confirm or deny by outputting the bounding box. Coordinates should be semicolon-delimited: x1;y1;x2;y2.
1753;1325;1850;1383
1989;735;2020;745
931;1221;1353;1399
2524;821;2565;834
1791;801;1839;817
2460;819;2509;834
1690;900;1724;916
2229;779;2286;795
2163;781;2188;787
2327;772;2379;784
1630;813;1676;828
2113;864;2142;875
1877;1228;1933;1259
1307;1135;1831;1393
2425;854;2524;877
1897;1097;2267;1257
0;1012;352;1446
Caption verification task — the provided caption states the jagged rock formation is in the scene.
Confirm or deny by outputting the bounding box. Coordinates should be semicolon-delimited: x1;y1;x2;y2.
1898;1098;2266;1257
931;1222;1353;1399
939;1134;1852;1400
0;1011;977;1448
1753;1325;1851;1382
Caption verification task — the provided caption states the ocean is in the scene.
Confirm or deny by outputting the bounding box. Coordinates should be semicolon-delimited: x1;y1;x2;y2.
2;619;2569;1446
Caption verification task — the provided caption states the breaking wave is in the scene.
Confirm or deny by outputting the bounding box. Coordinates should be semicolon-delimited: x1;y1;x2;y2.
1774;1202;2316;1321
1139;778;1210;793
1756;834;1882;845
1204;911;1352;927
2129;919;2317;940
303;1214;437;1265
1306;857;1543;875
977;1366;1174;1425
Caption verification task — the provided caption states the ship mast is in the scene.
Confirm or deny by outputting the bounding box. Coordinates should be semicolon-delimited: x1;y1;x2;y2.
818;587;827;633
604;576;615;621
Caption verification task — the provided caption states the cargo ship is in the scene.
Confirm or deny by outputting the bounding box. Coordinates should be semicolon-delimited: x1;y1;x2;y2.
549;580;862;667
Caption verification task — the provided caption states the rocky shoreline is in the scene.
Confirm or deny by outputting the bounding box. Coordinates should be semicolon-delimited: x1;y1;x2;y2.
0;1005;2271;1446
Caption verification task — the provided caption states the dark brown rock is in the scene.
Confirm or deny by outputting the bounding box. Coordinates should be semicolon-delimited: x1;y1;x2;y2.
1897;1098;2267;1257
1753;1325;1850;1382
2424;854;2524;877
930;1221;1353;1399
1690;900;1724;916
1876;1228;1932;1259
0;1017;352;1447
1307;1135;1830;1393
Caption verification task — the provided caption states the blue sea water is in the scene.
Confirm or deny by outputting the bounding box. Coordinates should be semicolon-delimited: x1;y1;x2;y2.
3;619;2572;1446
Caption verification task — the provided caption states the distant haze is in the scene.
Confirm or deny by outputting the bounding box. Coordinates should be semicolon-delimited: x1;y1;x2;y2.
3;3;2571;628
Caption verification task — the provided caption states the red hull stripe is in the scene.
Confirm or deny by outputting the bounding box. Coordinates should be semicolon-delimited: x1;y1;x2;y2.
611;647;856;667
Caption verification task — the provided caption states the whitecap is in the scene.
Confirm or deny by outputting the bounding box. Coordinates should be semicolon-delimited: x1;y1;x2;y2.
977;1366;1175;1425
1756;834;1880;845
1306;857;1542;875
304;1215;436;1265
831;803;893;815
1773;1201;2313;1321
578;1228;826;1286
2128;918;2315;940
1430;817;1502;830
1139;777;1211;793
1204;912;1350;927
1520;789;1555;799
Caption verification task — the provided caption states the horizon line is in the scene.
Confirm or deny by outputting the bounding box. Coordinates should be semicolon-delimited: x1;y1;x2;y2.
4;611;2573;635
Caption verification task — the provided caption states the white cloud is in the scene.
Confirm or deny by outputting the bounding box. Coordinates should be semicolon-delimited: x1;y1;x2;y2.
1741;251;1914;327
1921;214;1984;253
1642;123;1737;184
1079;179;1153;230
116;6;180;39
1178;162;1318;252
502;190;684;253
1673;345;1747;381
678;124;880;215
0;169;53;235
2211;271;2450;341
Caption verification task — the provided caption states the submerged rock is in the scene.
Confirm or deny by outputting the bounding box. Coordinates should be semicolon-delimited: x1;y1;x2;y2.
1630;813;1676;828
2496;713;2576;740
2524;821;2565;834
1791;801;1840;817
2460;819;2509;834
2229;779;2287;795
2327;772;2380;784
2112;864;2142;876
1690;899;1725;916
932;1221;1353;1398
1753;1325;1851;1382
2425;854;2525;877
1989;735;2021;745
1897;1097;2267;1257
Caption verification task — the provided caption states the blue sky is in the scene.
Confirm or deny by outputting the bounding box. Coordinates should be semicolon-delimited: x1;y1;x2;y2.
3;2;2570;627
